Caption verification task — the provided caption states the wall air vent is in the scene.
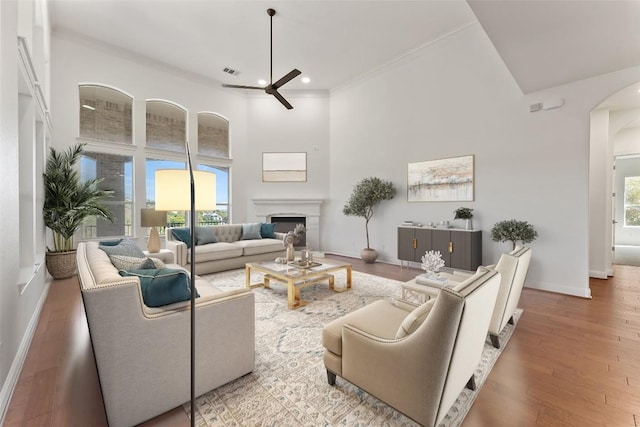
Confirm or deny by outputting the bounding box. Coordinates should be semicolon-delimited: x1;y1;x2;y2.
222;67;240;76
529;103;543;113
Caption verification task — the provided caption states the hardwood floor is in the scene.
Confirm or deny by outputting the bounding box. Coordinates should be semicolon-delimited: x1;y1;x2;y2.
4;256;640;426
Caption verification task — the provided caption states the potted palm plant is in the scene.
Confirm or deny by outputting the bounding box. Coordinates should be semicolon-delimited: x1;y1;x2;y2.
43;143;114;279
343;177;395;263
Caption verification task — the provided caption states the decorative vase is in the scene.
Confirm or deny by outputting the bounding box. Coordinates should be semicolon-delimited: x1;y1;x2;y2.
361;248;378;264
465;218;473;230
286;243;295;262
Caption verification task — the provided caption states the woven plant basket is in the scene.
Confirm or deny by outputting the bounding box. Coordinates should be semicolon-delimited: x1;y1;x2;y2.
45;250;77;279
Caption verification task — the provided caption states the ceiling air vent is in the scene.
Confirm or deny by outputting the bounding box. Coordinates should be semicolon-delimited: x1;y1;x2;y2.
223;67;240;76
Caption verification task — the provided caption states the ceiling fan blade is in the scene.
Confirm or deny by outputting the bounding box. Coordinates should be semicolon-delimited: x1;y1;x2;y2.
270;90;294;110
221;84;264;90
272;69;302;90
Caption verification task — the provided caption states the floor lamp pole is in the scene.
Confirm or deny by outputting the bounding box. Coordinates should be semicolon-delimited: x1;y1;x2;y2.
187;142;196;427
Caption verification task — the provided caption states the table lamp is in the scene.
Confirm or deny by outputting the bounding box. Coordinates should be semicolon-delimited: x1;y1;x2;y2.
140;208;166;253
154;144;216;427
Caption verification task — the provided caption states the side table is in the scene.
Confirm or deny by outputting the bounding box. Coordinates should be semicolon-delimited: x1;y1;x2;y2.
143;248;175;264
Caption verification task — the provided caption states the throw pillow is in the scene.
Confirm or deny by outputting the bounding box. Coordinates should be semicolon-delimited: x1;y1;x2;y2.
99;239;145;258
260;222;277;239
109;255;156;271
171;227;192;248
195;226;217;245
395;299;435;339
148;258;166;269
99;239;123;246
241;223;262;240
118;268;198;307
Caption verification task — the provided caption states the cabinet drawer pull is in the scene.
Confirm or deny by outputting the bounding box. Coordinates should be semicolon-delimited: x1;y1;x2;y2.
413;238;417;249
448;241;453;253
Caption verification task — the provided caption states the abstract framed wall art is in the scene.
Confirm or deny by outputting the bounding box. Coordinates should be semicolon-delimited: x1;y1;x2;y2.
262;152;307;182
408;155;474;202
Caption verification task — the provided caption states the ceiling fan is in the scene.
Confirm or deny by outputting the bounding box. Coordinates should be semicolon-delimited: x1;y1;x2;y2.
222;8;301;110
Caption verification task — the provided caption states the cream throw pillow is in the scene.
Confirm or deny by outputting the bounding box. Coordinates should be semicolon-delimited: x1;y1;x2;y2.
395;299;435;339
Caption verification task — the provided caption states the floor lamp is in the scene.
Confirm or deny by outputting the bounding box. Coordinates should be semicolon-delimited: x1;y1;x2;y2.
154;144;216;427
140;208;166;253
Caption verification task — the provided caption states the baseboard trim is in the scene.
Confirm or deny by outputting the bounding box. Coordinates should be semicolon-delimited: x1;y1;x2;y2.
589;270;608;279
525;281;592;299
0;277;52;425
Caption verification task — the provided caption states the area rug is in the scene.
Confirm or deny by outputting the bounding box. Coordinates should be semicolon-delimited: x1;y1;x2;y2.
185;269;521;427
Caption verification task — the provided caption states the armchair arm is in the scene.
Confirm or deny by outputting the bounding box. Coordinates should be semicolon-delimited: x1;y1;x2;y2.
166;239;187;266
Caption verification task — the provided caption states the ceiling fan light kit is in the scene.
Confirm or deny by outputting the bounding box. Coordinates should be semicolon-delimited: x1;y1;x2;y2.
222;8;301;110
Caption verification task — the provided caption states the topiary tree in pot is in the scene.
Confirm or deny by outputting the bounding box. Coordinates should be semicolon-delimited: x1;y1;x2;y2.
43;143;114;279
343;177;395;263
490;219;538;250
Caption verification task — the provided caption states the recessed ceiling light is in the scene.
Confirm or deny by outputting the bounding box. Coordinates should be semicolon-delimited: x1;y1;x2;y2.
301;77;311;84
258;79;267;86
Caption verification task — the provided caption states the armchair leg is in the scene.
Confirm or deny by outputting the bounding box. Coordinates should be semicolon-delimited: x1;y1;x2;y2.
465;375;476;391
490;333;501;349
327;370;336;386
508;316;515;325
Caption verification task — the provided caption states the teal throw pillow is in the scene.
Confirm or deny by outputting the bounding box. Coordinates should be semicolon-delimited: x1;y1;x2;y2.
241;223;262;240
118;268;199;307
260;223;276;239
195;226;217;245
171;227;192;248
99;239;145;258
99;239;123;246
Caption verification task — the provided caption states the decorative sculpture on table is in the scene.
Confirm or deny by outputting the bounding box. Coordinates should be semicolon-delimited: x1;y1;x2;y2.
421;250;445;280
283;224;306;262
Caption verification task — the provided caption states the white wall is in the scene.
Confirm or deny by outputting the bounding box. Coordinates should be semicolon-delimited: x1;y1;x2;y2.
242;94;330;225
614;124;640;156
589;109;611;278
327;22;640;298
1;0;51;421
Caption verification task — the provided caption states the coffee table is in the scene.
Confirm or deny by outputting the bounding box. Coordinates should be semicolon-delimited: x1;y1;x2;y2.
245;258;352;309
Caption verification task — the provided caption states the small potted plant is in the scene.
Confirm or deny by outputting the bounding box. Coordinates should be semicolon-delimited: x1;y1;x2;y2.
343;177;395;263
490;219;538;250
454;207;474;230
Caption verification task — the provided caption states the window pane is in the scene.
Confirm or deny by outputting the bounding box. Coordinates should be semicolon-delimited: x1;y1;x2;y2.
146;100;186;152
624;176;640;205
198;164;229;224
79;85;132;144
80;152;133;238
198;113;229;158
625;206;640;227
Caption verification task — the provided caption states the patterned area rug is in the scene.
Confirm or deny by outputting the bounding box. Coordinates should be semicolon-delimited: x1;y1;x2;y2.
185;268;521;427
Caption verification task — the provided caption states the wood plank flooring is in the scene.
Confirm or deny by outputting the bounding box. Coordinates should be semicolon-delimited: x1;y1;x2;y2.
4;256;639;426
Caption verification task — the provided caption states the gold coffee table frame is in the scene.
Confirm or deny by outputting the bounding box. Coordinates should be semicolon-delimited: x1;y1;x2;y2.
245;258;352;309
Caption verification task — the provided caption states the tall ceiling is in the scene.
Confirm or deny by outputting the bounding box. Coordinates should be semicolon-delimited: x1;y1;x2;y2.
49;0;640;103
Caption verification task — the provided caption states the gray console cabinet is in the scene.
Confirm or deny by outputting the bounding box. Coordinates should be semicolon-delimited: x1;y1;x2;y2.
398;226;482;271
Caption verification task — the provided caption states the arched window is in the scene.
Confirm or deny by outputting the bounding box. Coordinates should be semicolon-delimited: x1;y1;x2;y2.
198;112;229;158
79;84;133;144
146;100;187;152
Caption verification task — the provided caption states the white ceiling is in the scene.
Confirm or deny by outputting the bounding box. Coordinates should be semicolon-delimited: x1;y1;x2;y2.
49;0;640;105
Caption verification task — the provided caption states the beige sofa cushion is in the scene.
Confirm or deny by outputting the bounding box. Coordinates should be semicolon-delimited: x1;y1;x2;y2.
234;238;283;256
188;242;243;263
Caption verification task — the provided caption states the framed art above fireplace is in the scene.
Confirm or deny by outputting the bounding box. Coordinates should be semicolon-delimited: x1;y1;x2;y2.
262;152;307;182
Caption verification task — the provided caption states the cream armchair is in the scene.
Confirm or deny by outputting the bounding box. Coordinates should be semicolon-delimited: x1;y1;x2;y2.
322;267;501;427
488;246;531;348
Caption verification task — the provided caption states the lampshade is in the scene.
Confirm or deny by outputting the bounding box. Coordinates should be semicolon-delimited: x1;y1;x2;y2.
155;169;217;211
140;208;167;227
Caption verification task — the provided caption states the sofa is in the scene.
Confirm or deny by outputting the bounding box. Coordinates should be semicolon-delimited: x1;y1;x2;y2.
166;223;287;275
322;267;501;427
76;241;255;427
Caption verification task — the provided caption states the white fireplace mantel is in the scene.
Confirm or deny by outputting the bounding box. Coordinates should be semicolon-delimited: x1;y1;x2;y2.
252;198;323;249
